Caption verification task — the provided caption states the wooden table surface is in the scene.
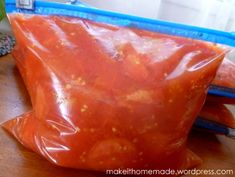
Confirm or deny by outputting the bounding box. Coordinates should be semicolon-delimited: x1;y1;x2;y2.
0;54;235;177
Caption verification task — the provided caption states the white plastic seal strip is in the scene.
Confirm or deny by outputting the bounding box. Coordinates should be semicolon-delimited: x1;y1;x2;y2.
16;0;34;10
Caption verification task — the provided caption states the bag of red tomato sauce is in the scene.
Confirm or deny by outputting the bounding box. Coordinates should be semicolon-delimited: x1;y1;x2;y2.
212;58;235;89
209;58;235;98
202;59;235;129
3;0;235;175
199;98;235;129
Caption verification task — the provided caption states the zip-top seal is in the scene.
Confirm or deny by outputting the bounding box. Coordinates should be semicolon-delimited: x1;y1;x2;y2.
5;0;235;47
16;0;34;10
209;85;235;99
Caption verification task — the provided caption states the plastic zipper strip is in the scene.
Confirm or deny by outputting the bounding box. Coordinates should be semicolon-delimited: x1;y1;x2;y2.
194;117;235;138
209;85;235;99
5;0;235;47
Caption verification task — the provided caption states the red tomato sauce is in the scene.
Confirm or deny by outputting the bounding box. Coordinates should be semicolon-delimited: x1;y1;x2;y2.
212;58;235;89
4;14;225;174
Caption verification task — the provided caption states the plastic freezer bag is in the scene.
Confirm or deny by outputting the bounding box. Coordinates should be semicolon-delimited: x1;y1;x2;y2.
212;58;235;89
3;1;228;174
209;58;235;98
199;100;235;129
